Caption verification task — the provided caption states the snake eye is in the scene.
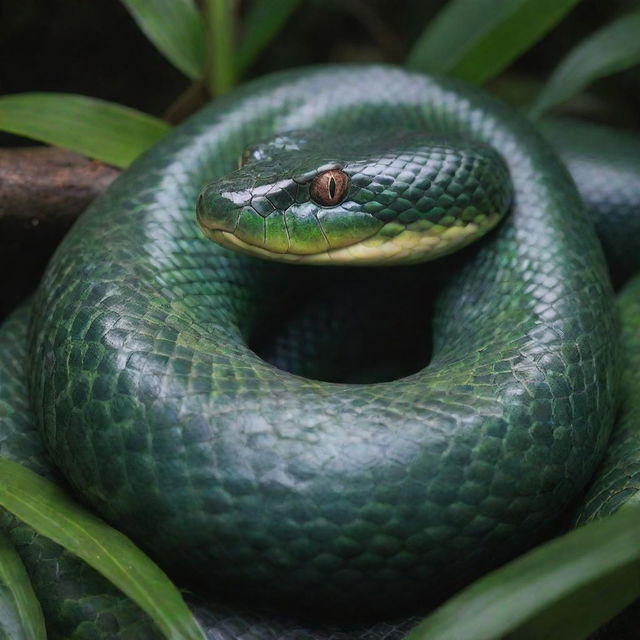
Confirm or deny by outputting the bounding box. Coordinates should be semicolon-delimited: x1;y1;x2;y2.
310;169;349;207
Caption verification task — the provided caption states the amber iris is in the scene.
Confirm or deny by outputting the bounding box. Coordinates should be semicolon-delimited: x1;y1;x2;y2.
309;169;349;206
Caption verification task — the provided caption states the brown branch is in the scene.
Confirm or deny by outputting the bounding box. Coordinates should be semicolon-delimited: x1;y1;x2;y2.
0;146;120;227
0;146;120;318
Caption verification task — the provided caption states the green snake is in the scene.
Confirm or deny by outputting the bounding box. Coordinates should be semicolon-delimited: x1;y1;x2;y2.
1;64;640;638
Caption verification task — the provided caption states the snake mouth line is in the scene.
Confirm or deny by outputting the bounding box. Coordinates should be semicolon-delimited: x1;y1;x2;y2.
208;230;364;264
208;215;500;266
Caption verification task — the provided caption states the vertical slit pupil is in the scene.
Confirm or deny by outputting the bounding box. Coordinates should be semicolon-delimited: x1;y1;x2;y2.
329;175;336;199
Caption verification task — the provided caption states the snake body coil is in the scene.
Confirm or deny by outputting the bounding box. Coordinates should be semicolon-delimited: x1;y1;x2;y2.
1;65;639;638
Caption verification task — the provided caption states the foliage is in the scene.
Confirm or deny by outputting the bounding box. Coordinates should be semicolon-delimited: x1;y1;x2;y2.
406;0;582;84
531;10;640;117
0;459;206;640
406;505;640;640
0;93;169;168
1;0;638;164
0;530;46;640
120;0;206;80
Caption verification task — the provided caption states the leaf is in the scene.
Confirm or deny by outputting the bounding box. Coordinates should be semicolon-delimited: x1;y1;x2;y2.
0;530;46;640
120;0;206;79
0;458;207;640
406;0;583;85
203;0;236;95
405;506;640;640
530;11;640;118
236;0;303;74
0;93;170;168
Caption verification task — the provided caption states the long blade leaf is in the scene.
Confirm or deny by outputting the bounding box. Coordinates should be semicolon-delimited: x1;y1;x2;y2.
120;0;206;79
530;11;640;118
0;530;46;640
405;506;640;640
0;93;170;168
406;0;583;85
236;0;303;74
0;458;207;640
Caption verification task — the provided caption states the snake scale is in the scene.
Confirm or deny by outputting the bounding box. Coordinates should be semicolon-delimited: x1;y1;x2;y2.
1;65;640;638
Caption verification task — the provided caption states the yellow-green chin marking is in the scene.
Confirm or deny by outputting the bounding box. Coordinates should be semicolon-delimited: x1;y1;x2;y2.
209;213;501;266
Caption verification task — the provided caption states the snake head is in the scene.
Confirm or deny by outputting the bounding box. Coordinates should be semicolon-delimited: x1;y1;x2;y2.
197;131;512;265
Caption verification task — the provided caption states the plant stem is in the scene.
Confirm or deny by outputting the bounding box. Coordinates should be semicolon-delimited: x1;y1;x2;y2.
163;79;210;124
203;0;237;97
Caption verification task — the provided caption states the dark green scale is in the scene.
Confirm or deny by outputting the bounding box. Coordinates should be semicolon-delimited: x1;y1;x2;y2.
0;65;638;638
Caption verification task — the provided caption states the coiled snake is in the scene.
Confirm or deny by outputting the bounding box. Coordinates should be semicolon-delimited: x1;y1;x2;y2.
1;65;640;638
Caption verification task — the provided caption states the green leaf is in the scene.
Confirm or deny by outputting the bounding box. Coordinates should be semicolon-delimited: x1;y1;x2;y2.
203;0;236;95
0;530;46;640
405;506;640;640
0;458;207;640
406;0;583;85
0;93;170;168
530;11;640;118
120;0;206;79
236;0;303;74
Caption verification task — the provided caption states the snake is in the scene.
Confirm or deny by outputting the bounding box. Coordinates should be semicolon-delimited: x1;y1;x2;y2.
1;64;640;639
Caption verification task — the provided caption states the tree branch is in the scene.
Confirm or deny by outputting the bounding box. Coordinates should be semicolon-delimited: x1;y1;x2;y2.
0;146;120;318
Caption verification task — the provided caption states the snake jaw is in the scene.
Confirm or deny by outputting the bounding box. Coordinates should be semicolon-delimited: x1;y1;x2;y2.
206;212;501;265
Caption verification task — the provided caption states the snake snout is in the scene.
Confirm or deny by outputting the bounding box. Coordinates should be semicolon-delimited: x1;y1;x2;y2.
196;181;245;238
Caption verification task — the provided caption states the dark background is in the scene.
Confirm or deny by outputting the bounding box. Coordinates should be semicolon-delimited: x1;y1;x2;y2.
1;0;639;130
